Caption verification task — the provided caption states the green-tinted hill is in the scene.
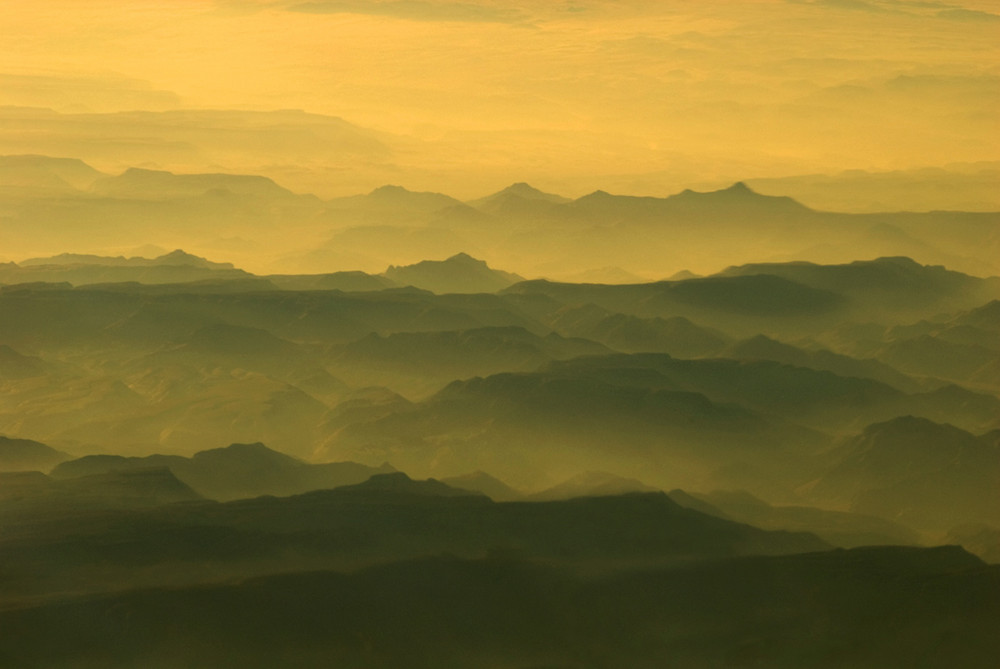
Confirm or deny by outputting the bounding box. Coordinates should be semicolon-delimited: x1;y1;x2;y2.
529;470;659;500
148;323;315;383
0;466;202;513
0;435;70;472
0;283;551;455
50;442;395;501
540;353;998;433
674;488;922;548
329;325;609;394
875;334;999;386
717;256;999;314
321;360;826;494
722;334;924;391
808;416;1000;533
0;281;543;350
946;524;1000;564
0;473;829;606
502;260;999;338
439;470;523;501
321;352;1000;493
549;305;730;357
0;547;994;669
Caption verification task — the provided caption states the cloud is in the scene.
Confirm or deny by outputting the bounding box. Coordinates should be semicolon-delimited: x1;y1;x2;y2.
0;73;182;113
286;1;526;23
936;8;1000;21
797;0;894;12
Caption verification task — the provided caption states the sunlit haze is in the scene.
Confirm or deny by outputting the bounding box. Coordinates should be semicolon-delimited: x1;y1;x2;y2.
2;0;997;201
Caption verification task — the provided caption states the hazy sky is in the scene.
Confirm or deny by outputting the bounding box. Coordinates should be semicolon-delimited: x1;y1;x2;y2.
1;0;998;197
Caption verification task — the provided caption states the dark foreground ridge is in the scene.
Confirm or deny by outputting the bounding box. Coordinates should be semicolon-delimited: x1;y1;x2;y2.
0;546;995;669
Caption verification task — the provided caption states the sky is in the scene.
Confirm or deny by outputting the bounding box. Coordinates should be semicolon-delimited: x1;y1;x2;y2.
1;0;998;198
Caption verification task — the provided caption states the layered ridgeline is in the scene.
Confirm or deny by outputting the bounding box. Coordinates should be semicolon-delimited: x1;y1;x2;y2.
2;156;999;278
0;253;997;539
3;549;994;669
1;196;998;665
0;462;997;668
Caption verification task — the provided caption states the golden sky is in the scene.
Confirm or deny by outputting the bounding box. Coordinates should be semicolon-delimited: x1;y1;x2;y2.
1;0;998;197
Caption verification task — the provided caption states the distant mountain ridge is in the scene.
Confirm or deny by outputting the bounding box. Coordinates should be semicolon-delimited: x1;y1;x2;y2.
0;435;70;472
0;154;106;191
89;167;305;200
807;416;1000;532
4;152;998;276
52;442;396;501
383;252;523;293
3;249;250;287
21;249;235;269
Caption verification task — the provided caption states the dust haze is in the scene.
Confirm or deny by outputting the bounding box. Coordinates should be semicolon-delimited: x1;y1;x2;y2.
1;1;998;667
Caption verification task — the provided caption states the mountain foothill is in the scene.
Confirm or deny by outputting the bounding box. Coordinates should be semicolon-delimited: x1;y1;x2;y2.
1;159;999;667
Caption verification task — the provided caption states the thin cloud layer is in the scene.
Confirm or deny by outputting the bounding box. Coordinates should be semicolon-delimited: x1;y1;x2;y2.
0;0;996;198
287;1;527;23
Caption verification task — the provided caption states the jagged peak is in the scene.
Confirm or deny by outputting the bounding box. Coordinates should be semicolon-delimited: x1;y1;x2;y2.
370;184;410;195
192;442;303;465
444;252;484;264
157;249;201;261
342;472;485;498
504;181;541;193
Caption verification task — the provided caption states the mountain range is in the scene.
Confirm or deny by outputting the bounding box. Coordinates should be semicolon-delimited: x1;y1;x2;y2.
3;155;998;278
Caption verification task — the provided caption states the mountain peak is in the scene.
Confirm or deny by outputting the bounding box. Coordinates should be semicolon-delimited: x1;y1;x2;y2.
468;182;571;209
370;184;410;196
192;442;303;468
156;249;204;263
506;181;538;192
382;253;523;294
669;182;810;210
341;472;485;498
444;252;482;264
152;249;235;269
497;182;568;202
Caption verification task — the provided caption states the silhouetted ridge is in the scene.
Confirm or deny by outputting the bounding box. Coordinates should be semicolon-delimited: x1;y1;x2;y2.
349;184;465;211
469;182;571;210
530;471;658;500
440;471;523;501
21;249;234;269
19;466;206;508
52;443;395;501
0;435;70;472
668;181;811;210
717;256;986;305
0;154;105;191
90;167;298;199
382;253;523;293
338;472;484;497
192;441;303;467
809;416;1000;531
